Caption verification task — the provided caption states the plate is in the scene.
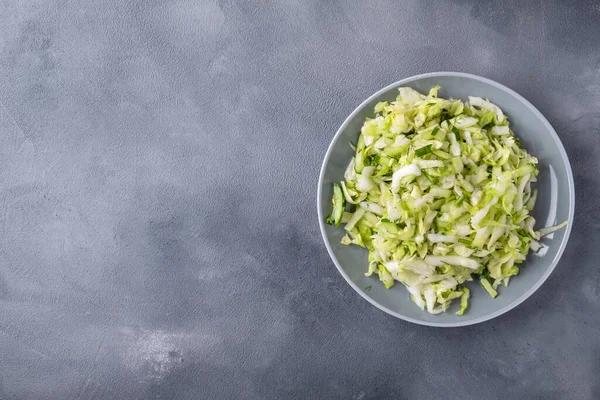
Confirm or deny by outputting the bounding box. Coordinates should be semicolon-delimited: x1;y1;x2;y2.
317;72;575;327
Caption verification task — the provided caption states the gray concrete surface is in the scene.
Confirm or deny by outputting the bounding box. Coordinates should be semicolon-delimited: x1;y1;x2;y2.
0;0;598;399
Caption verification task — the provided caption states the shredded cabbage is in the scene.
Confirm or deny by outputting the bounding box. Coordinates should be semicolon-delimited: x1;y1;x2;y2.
326;86;568;315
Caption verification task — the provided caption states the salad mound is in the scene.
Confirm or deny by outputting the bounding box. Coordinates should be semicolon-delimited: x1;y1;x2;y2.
326;86;567;315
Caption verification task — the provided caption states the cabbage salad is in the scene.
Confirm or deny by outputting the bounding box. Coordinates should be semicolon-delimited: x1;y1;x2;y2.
326;86;567;315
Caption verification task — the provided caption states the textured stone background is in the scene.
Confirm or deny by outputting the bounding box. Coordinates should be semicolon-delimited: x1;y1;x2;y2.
0;1;598;399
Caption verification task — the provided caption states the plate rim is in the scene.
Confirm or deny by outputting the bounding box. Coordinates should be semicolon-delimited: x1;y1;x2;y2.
316;71;576;327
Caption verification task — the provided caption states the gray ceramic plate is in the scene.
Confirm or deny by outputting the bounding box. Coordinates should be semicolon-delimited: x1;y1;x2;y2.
317;72;575;327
